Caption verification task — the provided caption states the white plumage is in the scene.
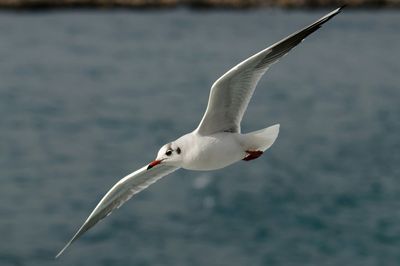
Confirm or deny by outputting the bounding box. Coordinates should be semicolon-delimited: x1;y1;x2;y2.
56;7;343;258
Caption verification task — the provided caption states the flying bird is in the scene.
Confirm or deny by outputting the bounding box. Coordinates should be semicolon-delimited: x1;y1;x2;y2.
56;7;343;258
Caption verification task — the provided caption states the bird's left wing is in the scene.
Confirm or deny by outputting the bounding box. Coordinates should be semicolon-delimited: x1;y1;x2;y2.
55;164;179;258
195;7;343;136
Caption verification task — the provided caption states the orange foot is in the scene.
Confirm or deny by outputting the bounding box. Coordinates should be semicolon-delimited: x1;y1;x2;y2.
242;150;263;161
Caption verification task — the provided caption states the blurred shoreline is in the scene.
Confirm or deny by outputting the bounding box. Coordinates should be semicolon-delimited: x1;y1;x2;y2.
0;0;398;10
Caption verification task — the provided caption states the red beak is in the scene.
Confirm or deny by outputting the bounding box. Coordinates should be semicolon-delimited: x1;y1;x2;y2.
147;159;162;170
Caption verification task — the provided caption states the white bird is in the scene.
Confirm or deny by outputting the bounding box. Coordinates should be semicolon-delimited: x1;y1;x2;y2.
56;7;343;258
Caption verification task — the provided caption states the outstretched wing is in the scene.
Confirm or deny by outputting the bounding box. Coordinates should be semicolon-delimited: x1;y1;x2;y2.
55;164;179;258
196;7;343;135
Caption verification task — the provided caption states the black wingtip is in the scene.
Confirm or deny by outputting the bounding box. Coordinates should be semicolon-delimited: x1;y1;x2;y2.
333;5;345;15
334;5;346;14
317;6;343;24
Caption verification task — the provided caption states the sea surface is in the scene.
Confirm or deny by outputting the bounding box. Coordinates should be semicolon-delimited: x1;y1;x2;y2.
0;8;399;266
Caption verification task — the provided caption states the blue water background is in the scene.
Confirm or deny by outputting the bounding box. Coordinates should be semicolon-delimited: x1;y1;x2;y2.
0;9;399;266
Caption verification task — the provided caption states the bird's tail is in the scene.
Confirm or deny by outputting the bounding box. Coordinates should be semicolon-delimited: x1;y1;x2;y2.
242;124;280;152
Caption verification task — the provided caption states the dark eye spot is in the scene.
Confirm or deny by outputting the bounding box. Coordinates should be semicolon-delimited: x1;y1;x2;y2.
176;147;181;154
165;150;172;156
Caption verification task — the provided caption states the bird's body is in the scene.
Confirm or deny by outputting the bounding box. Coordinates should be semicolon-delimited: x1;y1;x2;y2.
176;132;245;171
56;7;344;258
176;124;279;171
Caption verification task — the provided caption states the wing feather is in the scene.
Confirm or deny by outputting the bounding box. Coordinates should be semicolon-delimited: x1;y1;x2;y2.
55;164;179;258
196;7;343;135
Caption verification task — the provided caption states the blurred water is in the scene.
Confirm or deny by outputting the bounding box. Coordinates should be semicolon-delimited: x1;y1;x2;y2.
0;8;399;266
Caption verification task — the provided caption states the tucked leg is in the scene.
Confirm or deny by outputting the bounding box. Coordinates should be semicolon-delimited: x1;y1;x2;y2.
242;150;263;161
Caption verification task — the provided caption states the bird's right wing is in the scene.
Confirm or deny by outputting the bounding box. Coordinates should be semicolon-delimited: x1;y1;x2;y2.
55;164;179;258
195;7;343;135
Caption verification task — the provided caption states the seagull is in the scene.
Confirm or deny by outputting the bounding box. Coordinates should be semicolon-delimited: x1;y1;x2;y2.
56;7;343;258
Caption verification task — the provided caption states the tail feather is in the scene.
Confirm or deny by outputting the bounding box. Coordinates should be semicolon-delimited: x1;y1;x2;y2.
243;124;280;152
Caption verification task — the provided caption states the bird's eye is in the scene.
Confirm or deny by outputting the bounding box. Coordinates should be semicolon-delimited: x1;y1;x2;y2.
176;147;181;154
165;150;172;156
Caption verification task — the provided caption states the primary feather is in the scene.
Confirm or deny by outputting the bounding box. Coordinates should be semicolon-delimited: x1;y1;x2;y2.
196;7;343;135
55;164;179;258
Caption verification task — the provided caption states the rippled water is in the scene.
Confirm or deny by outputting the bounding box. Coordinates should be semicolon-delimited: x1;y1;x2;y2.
0;8;399;266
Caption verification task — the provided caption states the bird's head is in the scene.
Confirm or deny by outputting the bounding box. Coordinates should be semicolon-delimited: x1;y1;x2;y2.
147;141;184;170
